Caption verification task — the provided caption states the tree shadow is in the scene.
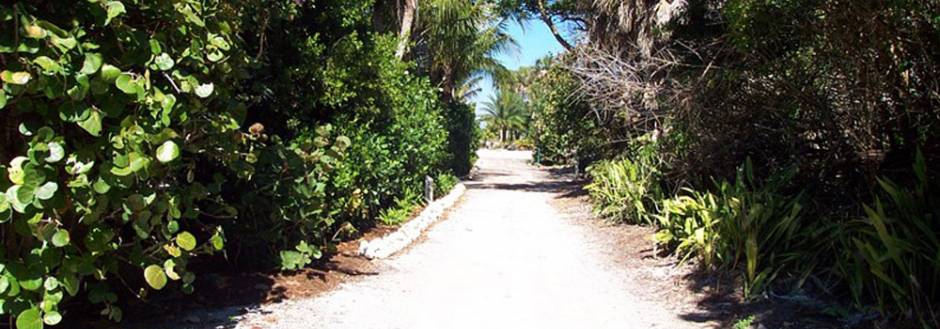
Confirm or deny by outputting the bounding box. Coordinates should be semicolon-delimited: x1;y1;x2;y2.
675;264;852;328
120;252;379;329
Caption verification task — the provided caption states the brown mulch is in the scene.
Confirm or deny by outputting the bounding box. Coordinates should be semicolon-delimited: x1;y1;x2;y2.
71;225;394;329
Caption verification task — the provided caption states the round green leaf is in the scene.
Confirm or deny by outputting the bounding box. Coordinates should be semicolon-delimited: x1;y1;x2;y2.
194;83;214;98
8;156;27;184
61;275;79;296
105;1;126;25
206;50;224;62
143;265;167;290
93;178;111;194
19;276;42;291
163;259;180;281
80;53;103;75
42;311;61;326
100;64;120;81
45;142;64;163
0;275;8;294
210;231;224;250
15;308;42;329
176;231;197;251
115;73;137;94
35;182;57;201
11;185;35;207
32;56;60;73
0;89;7;110
77;109;102;136
154;53;175;71
43;277;58;291
51;229;70;247
1;71;31;85
156;141;180;163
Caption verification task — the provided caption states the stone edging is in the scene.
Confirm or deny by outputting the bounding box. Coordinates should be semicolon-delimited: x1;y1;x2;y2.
357;183;467;259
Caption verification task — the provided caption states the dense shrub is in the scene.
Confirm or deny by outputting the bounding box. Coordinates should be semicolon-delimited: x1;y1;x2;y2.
585;136;663;225
529;60;606;165
215;0;454;269
653;161;815;297
0;1;245;325
0;0;474;326
837;153;940;324
533;0;940;323
444;102;480;176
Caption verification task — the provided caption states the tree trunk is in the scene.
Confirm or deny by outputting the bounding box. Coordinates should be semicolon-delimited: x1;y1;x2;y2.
536;0;574;51
395;0;418;59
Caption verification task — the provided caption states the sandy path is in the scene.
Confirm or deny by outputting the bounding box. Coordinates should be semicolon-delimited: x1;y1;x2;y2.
234;150;703;329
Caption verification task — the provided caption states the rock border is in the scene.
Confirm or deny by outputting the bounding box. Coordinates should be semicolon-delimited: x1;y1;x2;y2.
358;183;467;259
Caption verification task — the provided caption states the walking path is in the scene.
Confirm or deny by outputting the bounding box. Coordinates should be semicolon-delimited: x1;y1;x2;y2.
234;150;703;329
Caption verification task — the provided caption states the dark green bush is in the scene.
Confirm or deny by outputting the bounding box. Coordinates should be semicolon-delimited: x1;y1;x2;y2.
837;152;940;325
218;0;454;270
444;102;480;176
0;1;245;325
0;0;472;326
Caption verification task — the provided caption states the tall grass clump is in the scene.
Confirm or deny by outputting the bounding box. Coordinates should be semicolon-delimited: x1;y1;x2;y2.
654;160;817;297
585;137;663;225
837;152;940;326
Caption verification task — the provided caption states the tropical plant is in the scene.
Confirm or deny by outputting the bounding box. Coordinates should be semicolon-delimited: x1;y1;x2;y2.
654;160;809;298
0;1;242;326
480;90;529;143
838;152;940;326
585;137;662;225
415;0;516;102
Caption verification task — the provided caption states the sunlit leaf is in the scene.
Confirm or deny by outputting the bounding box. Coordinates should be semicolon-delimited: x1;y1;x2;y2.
15;308;42;329
143;265;167;290
156;140;180;163
80;53;103;75
51;229;70;247
194;83;214;98
176;231;197;251
154;53;174;71
105;1;126;25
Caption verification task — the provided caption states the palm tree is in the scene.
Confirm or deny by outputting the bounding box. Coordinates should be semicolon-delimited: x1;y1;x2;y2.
480;90;529;143
415;0;517;103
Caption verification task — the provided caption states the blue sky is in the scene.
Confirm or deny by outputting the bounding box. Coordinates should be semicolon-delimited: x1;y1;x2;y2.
470;19;570;115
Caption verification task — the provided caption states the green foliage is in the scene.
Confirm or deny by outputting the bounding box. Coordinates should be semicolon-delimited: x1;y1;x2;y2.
444;102;480;176
585;137;663;225
480;90;528;144
528;59;606;165
654;160;809;298
219;1;457;270
378;190;422;226
435;173;459;196
279;241;322;271
837;152;940;325
0;1;242;325
733;315;756;329
0;0;474;325
545;0;939;323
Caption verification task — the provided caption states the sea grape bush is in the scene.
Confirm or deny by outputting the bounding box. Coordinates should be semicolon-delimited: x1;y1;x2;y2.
0;0;472;327
0;1;245;327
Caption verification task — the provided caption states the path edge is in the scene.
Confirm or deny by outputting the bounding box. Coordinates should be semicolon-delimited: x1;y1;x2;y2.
357;183;467;259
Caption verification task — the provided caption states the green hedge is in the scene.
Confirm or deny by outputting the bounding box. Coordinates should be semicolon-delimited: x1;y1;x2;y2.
0;0;471;327
0;1;245;325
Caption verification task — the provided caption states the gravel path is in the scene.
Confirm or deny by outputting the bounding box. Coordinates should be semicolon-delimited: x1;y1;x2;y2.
234;150;704;329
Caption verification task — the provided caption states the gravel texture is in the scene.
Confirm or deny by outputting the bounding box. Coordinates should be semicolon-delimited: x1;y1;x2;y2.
229;150;707;329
